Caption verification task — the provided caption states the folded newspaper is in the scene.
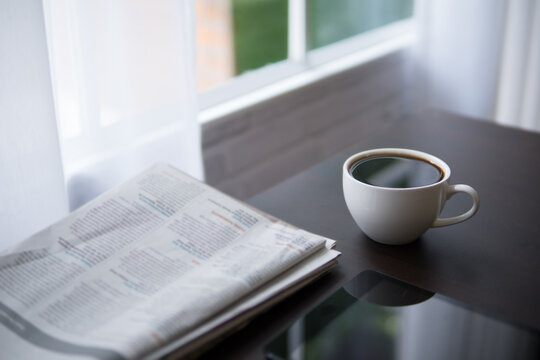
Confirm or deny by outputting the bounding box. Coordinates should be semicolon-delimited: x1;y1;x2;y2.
0;163;340;359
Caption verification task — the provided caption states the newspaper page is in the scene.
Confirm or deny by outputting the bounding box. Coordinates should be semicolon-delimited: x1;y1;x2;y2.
149;240;339;359
0;164;338;359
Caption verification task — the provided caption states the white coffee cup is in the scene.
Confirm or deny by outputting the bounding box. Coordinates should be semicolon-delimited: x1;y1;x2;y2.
342;148;479;245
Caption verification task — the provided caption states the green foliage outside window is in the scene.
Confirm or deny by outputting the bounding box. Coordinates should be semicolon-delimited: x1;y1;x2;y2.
232;0;414;75
232;0;288;75
309;0;414;49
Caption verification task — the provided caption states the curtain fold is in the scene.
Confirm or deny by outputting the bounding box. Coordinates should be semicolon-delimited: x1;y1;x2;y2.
414;0;507;121
1;0;202;250
45;0;203;210
496;0;540;132
1;0;69;251
416;0;540;132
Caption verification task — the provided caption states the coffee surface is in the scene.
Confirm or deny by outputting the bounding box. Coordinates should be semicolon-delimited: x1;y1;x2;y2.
350;156;443;188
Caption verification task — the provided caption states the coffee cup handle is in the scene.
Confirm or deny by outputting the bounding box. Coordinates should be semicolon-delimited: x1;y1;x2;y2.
432;184;480;227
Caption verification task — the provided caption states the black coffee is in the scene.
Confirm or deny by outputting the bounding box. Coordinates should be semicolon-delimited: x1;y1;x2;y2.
349;155;443;188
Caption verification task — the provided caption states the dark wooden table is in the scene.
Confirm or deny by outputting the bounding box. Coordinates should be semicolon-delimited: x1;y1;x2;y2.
200;109;540;359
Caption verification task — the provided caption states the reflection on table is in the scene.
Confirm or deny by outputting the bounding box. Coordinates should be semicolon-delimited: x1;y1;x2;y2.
266;271;540;360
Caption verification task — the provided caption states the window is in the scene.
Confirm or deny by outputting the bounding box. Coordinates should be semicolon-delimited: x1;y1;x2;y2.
196;0;289;91
197;0;414;110
308;0;413;50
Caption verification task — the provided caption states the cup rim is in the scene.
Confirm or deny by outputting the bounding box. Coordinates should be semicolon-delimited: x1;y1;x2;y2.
343;148;451;190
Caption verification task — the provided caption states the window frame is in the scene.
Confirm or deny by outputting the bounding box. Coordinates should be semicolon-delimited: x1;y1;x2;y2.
198;0;415;122
198;20;414;123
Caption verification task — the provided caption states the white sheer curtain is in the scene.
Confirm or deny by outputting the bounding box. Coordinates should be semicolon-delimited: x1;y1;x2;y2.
1;0;68;252
415;0;540;132
496;0;540;131
1;0;202;251
414;0;507;121
45;0;203;209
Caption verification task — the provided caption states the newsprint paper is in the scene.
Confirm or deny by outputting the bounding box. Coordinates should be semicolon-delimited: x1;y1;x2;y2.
0;164;340;359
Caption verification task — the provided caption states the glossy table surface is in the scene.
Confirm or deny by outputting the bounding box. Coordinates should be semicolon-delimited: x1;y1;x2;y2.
199;109;540;359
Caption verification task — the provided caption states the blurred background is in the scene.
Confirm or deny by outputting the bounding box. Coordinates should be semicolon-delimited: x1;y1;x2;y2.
2;0;539;250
